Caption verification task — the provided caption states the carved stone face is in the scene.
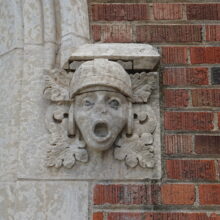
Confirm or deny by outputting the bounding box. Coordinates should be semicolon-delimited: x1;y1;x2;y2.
74;87;129;151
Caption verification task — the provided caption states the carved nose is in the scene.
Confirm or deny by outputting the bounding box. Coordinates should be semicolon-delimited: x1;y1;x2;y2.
94;122;108;138
99;106;107;114
101;107;107;114
96;103;107;114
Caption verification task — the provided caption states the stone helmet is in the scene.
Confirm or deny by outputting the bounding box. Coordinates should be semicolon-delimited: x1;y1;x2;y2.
69;59;132;99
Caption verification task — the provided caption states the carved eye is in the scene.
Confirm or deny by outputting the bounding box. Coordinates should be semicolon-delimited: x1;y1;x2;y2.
109;99;120;110
84;100;94;107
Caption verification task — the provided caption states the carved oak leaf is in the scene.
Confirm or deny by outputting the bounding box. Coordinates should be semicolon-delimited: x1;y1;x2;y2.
46;137;88;169
114;133;155;168
130;72;157;103
43;69;72;102
45;106;89;168
45;107;69;146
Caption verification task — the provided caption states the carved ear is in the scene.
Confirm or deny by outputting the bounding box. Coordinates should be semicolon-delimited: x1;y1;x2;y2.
68;103;75;137
126;102;133;135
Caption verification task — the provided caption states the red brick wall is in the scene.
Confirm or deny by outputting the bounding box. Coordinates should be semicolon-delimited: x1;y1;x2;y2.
88;1;220;219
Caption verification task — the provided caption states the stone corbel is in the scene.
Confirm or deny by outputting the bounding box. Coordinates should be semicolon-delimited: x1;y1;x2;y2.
43;43;160;171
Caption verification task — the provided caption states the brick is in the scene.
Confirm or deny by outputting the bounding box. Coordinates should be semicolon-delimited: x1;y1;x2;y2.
91;4;148;21
195;136;220;154
164;112;214;131
187;4;220;20
218;113;220;129
166;160;216;181
164;89;189;108
210;214;220;220
199;184;220;205
206;25;220;41
93;184;160;205
108;213;144;220
163;68;209;86
190;47;220;64
192;89;220;107
93;212;104;220
162;47;188;64
92;25;133;43
211;67;220;85
165;135;193;155
161;184;195;205
218;161;220;179
153;3;183;20
108;213;210;220
92;25;101;41
136;25;202;43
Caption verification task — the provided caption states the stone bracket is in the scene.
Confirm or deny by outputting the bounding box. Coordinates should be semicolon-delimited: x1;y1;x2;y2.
43;43;161;180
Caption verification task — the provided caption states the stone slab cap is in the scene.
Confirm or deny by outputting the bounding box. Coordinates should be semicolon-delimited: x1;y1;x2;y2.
69;43;160;70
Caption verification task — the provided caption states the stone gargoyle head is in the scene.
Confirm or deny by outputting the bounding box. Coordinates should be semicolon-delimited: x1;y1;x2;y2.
44;58;157;169
68;59;133;152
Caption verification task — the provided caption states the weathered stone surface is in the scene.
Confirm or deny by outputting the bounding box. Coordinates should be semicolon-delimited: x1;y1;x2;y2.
42;59;161;179
59;0;90;38
19;83;161;179
0;0;23;55
1;2;160;183
58;0;90;67
69;60;133;70
23;0;43;45
60;34;89;68
18;51;161;180
0;50;23;181
21;0;90;68
18;45;50;179
15;181;88;220
45;60;133;165
43;1;57;69
46;182;88;220
15;182;45;220
69;43;160;70
0;183;15;220
43;0;56;43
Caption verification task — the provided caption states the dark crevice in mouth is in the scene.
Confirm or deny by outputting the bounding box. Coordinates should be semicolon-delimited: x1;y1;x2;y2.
94;122;108;138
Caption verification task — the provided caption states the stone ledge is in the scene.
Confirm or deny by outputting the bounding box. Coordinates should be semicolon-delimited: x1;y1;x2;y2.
69;43;160;70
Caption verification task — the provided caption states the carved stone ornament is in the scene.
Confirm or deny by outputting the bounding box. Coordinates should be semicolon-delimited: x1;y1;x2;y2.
43;58;158;170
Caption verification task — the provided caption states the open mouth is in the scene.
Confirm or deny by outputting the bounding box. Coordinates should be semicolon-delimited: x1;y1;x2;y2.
93;122;111;142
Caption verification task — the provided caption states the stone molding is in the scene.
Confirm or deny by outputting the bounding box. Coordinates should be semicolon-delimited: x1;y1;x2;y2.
69;43;160;70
